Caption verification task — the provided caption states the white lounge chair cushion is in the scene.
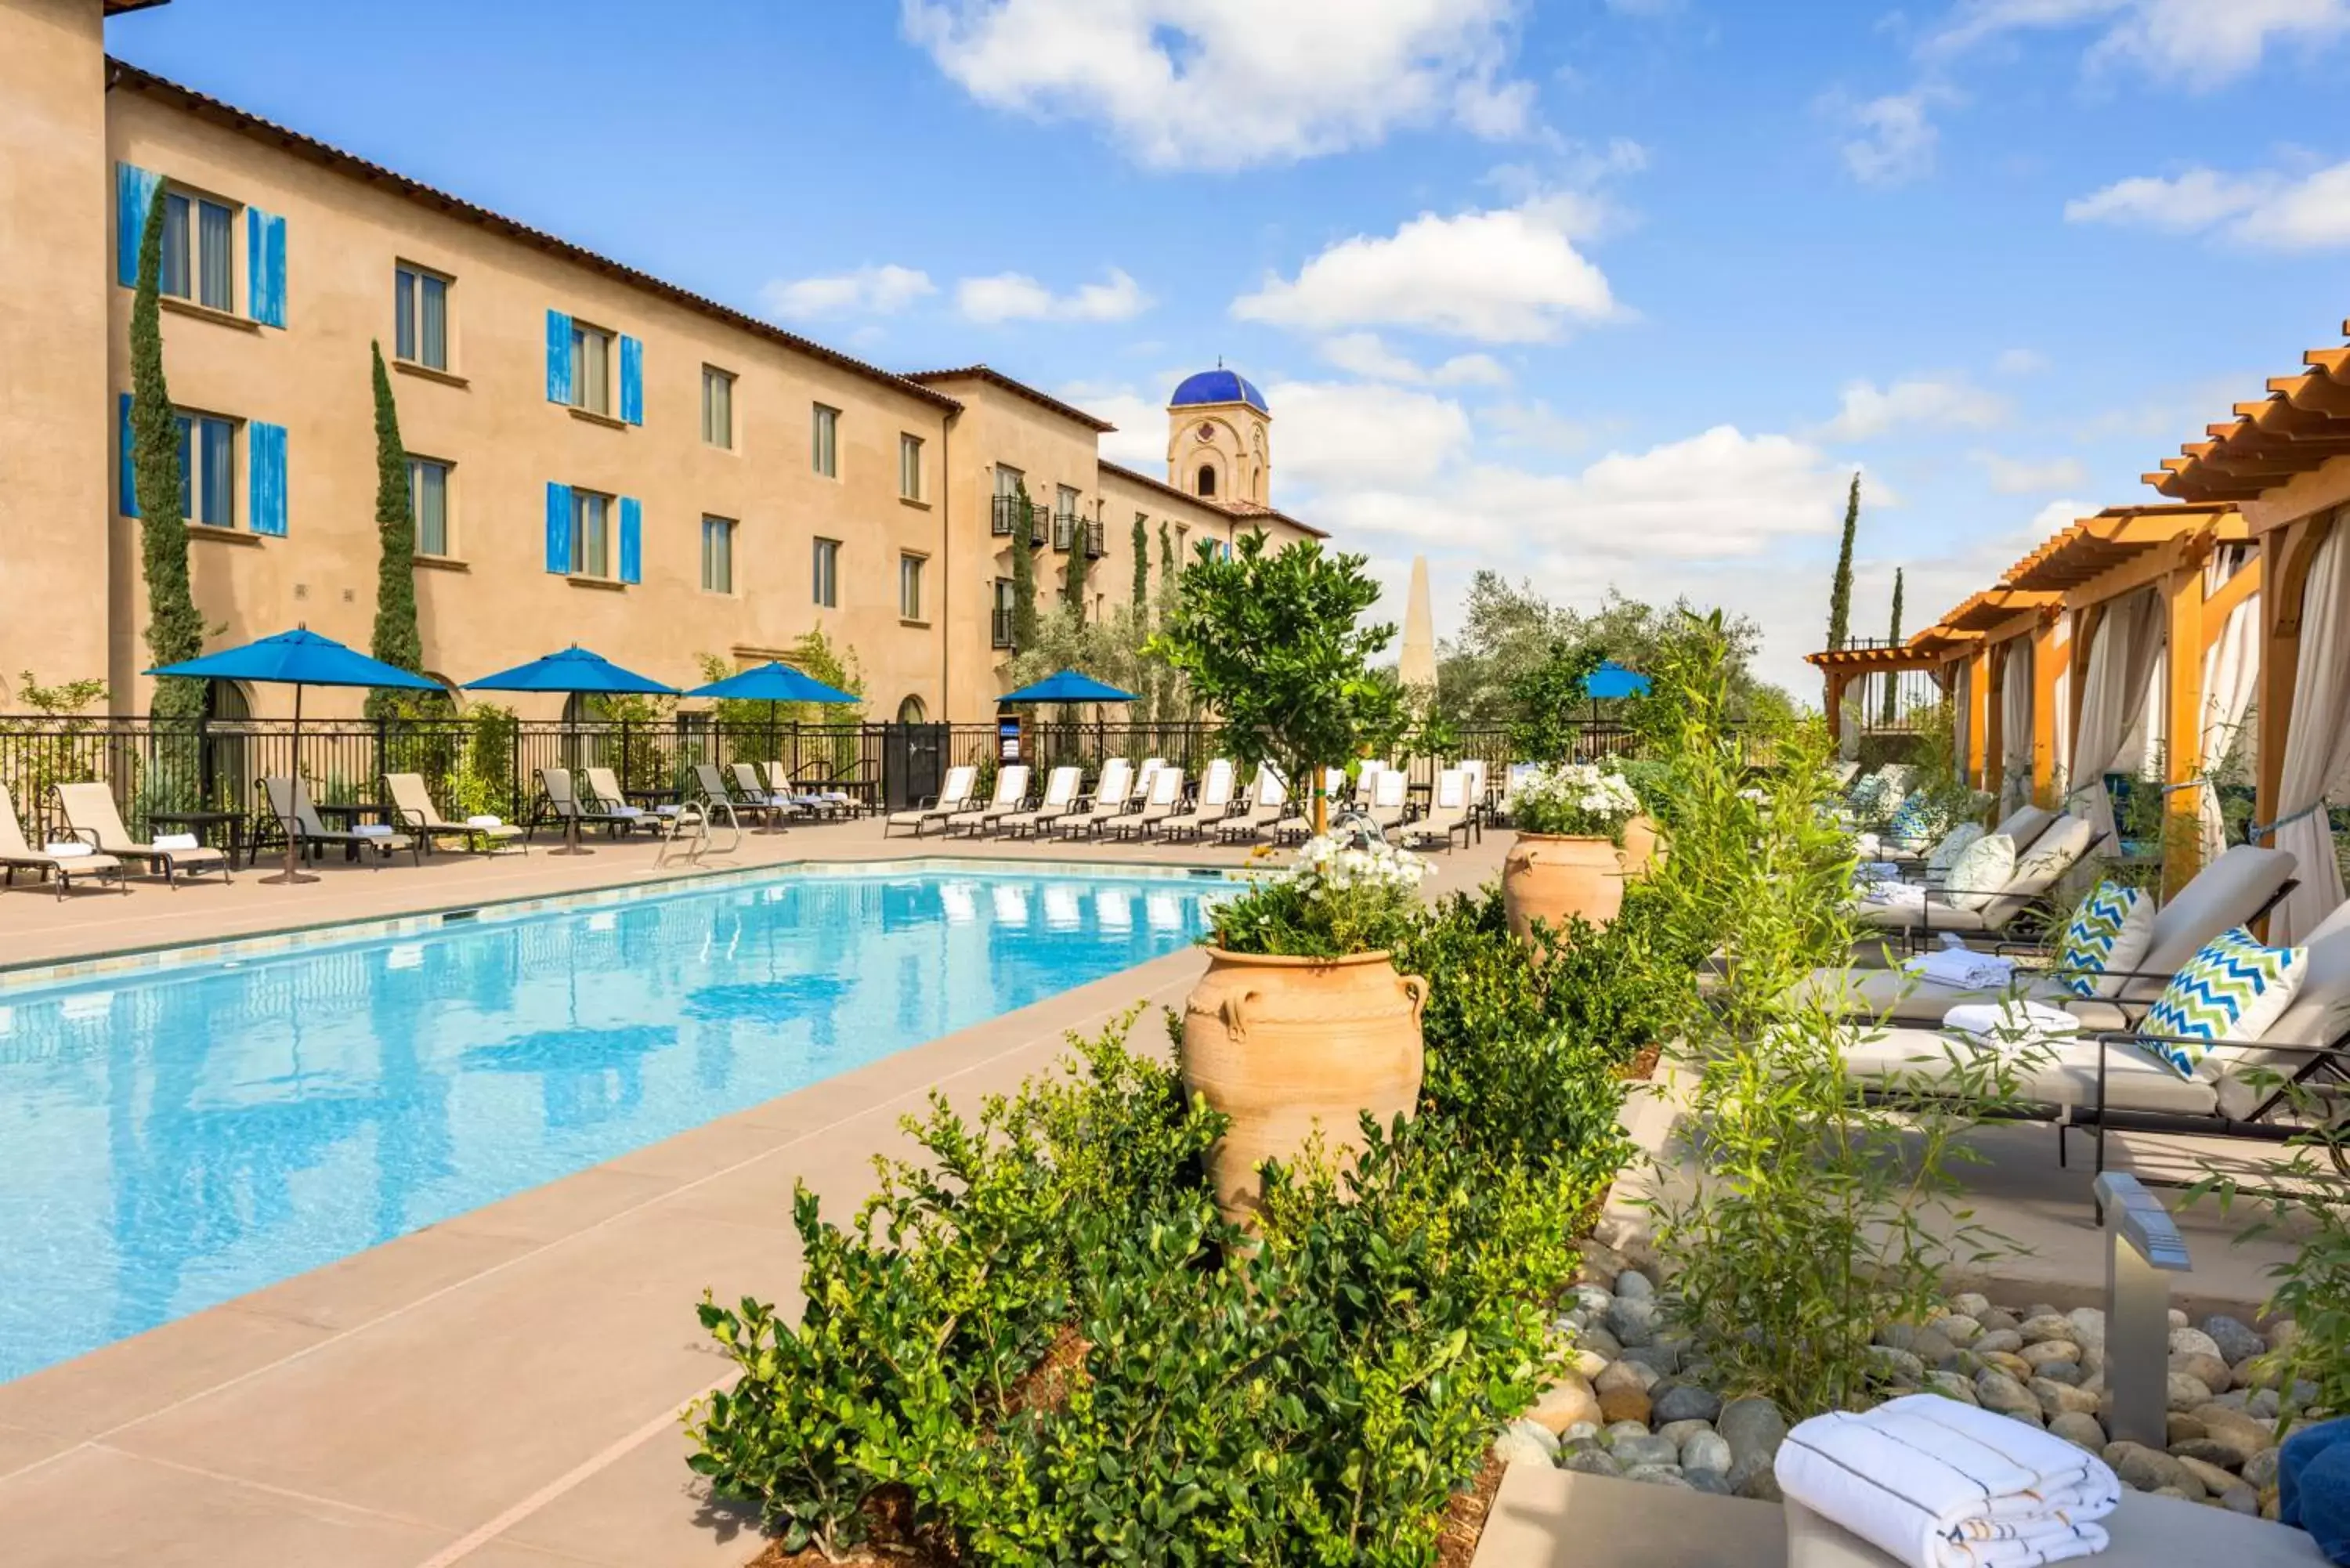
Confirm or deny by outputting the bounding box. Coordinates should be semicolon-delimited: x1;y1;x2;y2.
1799;966;2131;1031
1848;1028;2219;1115
1941;833;2014;912
354;824;395;838
153;833;199;851
2138;928;2306;1080
2129;845;2298;995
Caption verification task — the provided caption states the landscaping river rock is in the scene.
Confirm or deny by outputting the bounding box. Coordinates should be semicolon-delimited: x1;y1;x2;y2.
1499;1244;2319;1519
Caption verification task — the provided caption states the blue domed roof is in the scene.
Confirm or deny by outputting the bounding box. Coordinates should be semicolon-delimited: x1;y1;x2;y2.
1170;369;1267;413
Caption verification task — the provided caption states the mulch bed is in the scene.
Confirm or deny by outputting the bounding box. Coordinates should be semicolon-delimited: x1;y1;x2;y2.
1434;1454;1508;1568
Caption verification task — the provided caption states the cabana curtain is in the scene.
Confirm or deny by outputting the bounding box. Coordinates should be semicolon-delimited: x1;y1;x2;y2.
2196;551;2260;867
1999;644;2032;813
2269;524;2350;943
2065;587;2164;850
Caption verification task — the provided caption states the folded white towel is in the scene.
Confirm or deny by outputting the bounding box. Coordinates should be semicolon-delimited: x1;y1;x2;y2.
1854;862;1904;883
1900;949;2016;989
1854;831;1881;858
465;815;504;829
44;841;92;858
353;823;395;838
1943;999;2081;1047
1864;882;1929;910
151;833;199;851
1776;1393;2119;1568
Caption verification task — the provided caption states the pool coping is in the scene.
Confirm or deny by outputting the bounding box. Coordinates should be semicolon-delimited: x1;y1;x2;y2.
0;853;1247;993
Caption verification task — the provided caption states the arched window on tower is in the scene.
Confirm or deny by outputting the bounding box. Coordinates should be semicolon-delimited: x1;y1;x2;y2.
1196;464;1217;497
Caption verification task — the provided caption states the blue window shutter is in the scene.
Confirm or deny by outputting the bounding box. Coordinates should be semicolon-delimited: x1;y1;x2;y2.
619;335;643;425
115;163;160;287
118;393;139;516
545;310;572;404
545;482;572;573
618;497;642;583
246;207;287;327
248;422;288;535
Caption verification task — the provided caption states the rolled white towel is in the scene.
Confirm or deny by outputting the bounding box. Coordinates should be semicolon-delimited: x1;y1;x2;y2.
1943;999;2081;1048
1900;949;2015;989
352;823;395;838
151;832;199;851
45;841;92;858
1775;1393;2119;1568
465;815;504;829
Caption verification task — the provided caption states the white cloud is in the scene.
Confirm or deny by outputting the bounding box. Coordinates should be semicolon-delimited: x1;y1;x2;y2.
1994;348;2050;375
1973;450;2091;493
1318;333;1513;386
1925;0;2350;86
761;264;935;320
899;0;1537;171
1840;89;1947;186
1484;400;1594;450
1261;380;1477;487
1819;376;2009;440
2064;160;2350;250
1234;198;1620;343
1054;383;1168;470
955;267;1152;323
2025;497;2089;534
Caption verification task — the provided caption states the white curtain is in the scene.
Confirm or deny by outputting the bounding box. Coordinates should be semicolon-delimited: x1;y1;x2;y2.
2065;588;2164;850
2196;551;2260;867
1999;644;2033;812
2270;526;2350;943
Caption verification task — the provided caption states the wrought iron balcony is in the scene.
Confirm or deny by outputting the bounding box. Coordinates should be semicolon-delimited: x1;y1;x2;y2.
991;607;1017;649
1051;511;1078;552
990;494;1021;537
1083;520;1105;558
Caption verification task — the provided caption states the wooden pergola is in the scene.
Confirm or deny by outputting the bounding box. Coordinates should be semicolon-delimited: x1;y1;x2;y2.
1806;634;1971;753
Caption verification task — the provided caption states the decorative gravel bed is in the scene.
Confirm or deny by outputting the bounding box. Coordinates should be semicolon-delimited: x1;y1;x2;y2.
1493;1240;2321;1519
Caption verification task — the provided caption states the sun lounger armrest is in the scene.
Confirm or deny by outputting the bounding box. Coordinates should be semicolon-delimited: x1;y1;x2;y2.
390;804;429;831
60;825;100;850
2091;1029;2350;1064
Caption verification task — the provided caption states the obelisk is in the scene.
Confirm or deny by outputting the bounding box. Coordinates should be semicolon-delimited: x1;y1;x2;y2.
1399;555;1437;690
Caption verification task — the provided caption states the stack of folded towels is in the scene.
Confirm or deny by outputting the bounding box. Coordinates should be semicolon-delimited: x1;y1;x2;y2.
465;815;503;829
1863;881;1930;911
1941;999;2079;1049
1776;1393;2121;1568
1854;862;1904;884
1899;948;2016;989
353;823;395;838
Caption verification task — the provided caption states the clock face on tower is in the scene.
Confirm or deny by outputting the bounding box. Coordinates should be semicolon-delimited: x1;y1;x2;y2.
1195;421;1217;443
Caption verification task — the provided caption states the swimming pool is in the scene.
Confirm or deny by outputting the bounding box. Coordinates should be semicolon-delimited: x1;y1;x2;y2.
0;865;1226;1383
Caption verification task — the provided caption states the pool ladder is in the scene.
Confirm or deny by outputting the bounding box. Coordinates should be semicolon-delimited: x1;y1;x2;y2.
655;798;743;866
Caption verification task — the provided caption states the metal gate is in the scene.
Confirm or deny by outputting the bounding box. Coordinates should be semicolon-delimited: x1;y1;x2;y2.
881;722;945;810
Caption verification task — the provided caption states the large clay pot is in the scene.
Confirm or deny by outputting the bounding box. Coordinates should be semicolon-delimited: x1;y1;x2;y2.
1620;815;1663;879
1181;948;1428;1228
1502;833;1625;939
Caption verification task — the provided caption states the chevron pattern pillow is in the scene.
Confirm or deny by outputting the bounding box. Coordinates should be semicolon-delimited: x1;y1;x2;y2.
2055;881;2141;998
1885;797;1940;846
2139;928;2306;1079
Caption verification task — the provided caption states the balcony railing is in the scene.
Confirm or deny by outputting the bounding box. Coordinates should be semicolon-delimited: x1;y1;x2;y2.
1083;520;1106;558
989;494;1021;537
1052;512;1079;552
991;607;1016;649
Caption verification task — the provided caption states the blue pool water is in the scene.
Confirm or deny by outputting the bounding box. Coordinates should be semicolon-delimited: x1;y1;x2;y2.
0;868;1223;1382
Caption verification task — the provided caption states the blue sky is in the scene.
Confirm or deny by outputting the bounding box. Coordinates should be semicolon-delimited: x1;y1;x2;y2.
109;0;2350;694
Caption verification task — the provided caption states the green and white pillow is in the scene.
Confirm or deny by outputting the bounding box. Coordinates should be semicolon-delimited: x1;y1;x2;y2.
2055;881;2150;999
1940;833;2015;912
1925;822;1984;877
2138;928;2306;1080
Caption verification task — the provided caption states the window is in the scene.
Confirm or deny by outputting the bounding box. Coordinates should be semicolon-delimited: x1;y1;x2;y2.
898;552;925;621
394;265;450;371
812;537;840;608
991;578;1016;649
701;515;736;593
161;190;235;313
1195;464;1217;497
570;489;611;578
569;322;613;414
175;413;235;527
407;457;452;556
812;403;839;477
896;695;928;724
899;433;924;500
702;366;734;449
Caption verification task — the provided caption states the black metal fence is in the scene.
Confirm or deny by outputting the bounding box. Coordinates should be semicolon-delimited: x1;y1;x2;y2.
0;713;1747;846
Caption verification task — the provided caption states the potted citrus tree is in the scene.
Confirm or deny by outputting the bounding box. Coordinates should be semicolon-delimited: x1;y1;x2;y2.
1503;761;1641;938
1150;530;1425;1223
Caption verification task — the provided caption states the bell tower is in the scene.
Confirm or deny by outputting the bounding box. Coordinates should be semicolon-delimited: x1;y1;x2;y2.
1166;367;1271;506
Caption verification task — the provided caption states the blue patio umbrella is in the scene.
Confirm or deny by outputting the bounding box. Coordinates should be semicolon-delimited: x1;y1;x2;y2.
996;670;1137;704
688;663;862;825
465;647;678;854
148;627;441;886
1582;661;1653;701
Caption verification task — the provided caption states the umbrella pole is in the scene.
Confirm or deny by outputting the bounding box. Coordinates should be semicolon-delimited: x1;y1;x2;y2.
262;681;320;886
554;708;589;854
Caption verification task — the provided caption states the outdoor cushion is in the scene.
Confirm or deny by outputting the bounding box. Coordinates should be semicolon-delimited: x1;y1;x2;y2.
1885;795;1940;846
1988;804;2057;856
2128;845;2299;999
2055;881;2149;998
1846;1027;2220;1116
2140;929;2307;1080
1822;966;2131;1030
1856;897;1992;933
1975;815;2094;929
1942;833;2016;912
1925;822;1984;876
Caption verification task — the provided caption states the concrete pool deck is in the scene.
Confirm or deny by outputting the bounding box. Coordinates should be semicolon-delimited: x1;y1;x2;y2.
0;828;1508;1567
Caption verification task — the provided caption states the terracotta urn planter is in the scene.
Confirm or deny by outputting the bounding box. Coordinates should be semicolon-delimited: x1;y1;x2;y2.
1180;947;1429;1228
1502;833;1626;940
1619;815;1663;878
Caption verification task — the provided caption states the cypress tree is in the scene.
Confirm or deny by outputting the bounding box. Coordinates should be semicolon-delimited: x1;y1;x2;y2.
365;341;424;717
1130;513;1148;607
1159;520;1174;587
1010;481;1039;651
1881;567;1905;724
1825;471;1860;651
1062;518;1088;615
129;193;205;718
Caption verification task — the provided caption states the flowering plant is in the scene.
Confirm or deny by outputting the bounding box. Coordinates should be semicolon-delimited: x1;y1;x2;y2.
1209;833;1431;959
1511;763;1642;843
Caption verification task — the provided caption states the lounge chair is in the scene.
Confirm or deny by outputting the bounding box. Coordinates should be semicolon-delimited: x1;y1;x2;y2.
1397;768;1474;851
1853;814;2102;951
947;765;1029;836
1874;804;2055;870
1052;758;1137;840
574;766;669;837
52;781;230;887
1460;758;1491;831
1159;758;1237;842
884;765;977;838
1362;768;1411;834
384;772;522;854
1846;898;2350;1190
997;766;1082;838
260;775;418;868
1270;768;1347;843
769;761;855;819
1824;844;2300;1028
1218;764;1289;844
696;762;777;828
0;784;125;897
532;768;638;842
1114;764;1185;840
